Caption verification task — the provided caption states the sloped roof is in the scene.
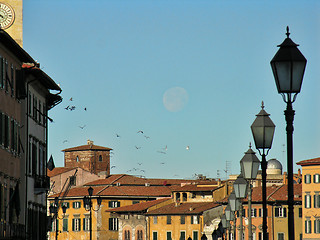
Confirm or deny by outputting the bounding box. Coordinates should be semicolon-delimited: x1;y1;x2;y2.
62;144;112;152
47;167;76;178
219;184;302;203
146;201;220;215
107;198;171;213
86;174;217;187
170;184;219;192
48;185;172;199
297;157;320;166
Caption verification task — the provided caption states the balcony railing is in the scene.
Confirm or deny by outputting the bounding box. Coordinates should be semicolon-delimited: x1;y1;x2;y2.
34;175;50;194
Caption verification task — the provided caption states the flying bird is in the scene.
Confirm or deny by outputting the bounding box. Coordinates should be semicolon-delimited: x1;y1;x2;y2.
137;130;144;134
84;107;87;111
111;166;116;169
157;151;166;154
62;140;68;143
186;146;190;150
137;163;142;166
116;134;120;138
144;135;150;139
79;125;86;129
69;97;73;101
135;146;141;149
65;105;70;110
160;162;165;165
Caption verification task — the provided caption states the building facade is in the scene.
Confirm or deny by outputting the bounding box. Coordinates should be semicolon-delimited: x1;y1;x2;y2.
297;157;320;240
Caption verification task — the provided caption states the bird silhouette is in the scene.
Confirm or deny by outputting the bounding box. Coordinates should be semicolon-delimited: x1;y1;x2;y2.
144;135;150;139
65;105;70;110
79;125;86;129
69;97;73;101
186;146;190;150
116;134;120;138
111;166;116;169
135;146;141;149
63;140;68;143
137;130;144;134
157;151;166;154
84;107;87;111
137;163;142;166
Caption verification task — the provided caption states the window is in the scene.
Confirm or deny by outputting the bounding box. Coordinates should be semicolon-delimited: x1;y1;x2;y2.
99;155;102;162
62;202;70;209
109;218;118;231
249;208;257;217
176;193;181;202
314;218;320;234
314;174;320;183
305;218;312;234
277;233;284;240
0;112;3;145
4;114;9;148
70;176;76;186
314;193;320;208
166;215;171;224
72;218;81;231
137;229;143;240
63;218;68;232
83;216;90;231
182;193;187;201
52;219;58;232
76;156;79;162
38;101;42;124
275;207;287;217
193;231;199;240
305;194;311;209
124;230;130;240
167;231;172;240
153;232;158;240
0;56;3;88
4;60;7;92
132;200;140;204
305;174;311;184
73;201;81;209
153;216;157;224
191;215;199;224
124;215;129;219
299;208;302;218
109;201;120;208
180;231;186;240
180;215;185;224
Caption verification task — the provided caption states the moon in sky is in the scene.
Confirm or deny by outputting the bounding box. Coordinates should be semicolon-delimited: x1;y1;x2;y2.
163;87;189;112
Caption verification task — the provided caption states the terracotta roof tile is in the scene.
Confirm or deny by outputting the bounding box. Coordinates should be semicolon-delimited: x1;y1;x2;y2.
146;202;220;215
297;157;320;166
107;198;171;213
48;185;172;198
170;185;219;192
47;167;75;178
62;144;112;152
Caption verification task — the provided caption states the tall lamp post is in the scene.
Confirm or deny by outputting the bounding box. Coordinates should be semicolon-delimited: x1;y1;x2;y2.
251;103;275;240
233;174;248;240
240;145;260;240
229;191;241;240
225;204;235;240
49;197;67;240
270;26;307;240
83;187;102;240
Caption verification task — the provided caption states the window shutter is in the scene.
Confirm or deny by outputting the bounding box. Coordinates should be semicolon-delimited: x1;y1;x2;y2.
314;195;317;208
191;216;193;224
109;218;112;230
72;219;74;231
79;202;81;208
275;208;279;217
56;219;59;232
284;208;287;218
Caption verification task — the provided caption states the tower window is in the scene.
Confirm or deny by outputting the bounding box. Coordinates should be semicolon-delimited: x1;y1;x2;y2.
99;155;102;162
76;156;79;162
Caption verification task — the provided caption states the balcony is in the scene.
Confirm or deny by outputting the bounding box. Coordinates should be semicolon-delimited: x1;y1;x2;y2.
0;220;26;239
34;175;50;194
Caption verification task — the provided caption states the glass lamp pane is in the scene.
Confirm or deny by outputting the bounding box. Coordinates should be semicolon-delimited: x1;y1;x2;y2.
292;61;306;92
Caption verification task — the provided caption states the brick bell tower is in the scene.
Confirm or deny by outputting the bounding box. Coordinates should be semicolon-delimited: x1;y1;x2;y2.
62;140;112;176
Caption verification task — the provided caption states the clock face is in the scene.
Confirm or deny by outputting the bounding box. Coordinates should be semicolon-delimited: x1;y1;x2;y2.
0;3;14;29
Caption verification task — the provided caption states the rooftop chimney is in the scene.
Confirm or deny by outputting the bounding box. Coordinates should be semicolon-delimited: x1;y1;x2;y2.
87;139;94;148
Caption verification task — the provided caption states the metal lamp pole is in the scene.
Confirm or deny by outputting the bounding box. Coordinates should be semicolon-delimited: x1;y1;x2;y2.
251;103;275;240
270;26;307;240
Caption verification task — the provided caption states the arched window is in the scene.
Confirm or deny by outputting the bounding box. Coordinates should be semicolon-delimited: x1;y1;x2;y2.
99;155;102;162
76;156;79;162
125;230;131;240
136;230;143;240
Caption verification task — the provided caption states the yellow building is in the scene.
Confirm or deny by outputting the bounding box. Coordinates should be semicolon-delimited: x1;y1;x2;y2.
297;157;320;240
222;184;302;240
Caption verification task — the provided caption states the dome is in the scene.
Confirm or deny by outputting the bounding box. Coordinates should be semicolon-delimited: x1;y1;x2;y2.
267;158;282;175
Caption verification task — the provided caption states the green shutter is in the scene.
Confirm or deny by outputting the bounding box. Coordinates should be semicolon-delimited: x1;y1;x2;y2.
72;219;75;231
63;219;68;231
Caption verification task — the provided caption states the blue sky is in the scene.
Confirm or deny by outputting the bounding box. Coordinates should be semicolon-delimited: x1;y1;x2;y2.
24;0;320;179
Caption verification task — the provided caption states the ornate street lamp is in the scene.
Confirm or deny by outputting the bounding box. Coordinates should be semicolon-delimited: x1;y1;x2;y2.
240;145;261;240
228;191;240;212
84;187;102;240
49;197;67;240
270;26;307;240
233;174;248;199
251;102;275;240
233;174;248;240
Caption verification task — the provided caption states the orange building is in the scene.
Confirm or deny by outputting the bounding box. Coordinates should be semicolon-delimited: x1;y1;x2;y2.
297;157;320;240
